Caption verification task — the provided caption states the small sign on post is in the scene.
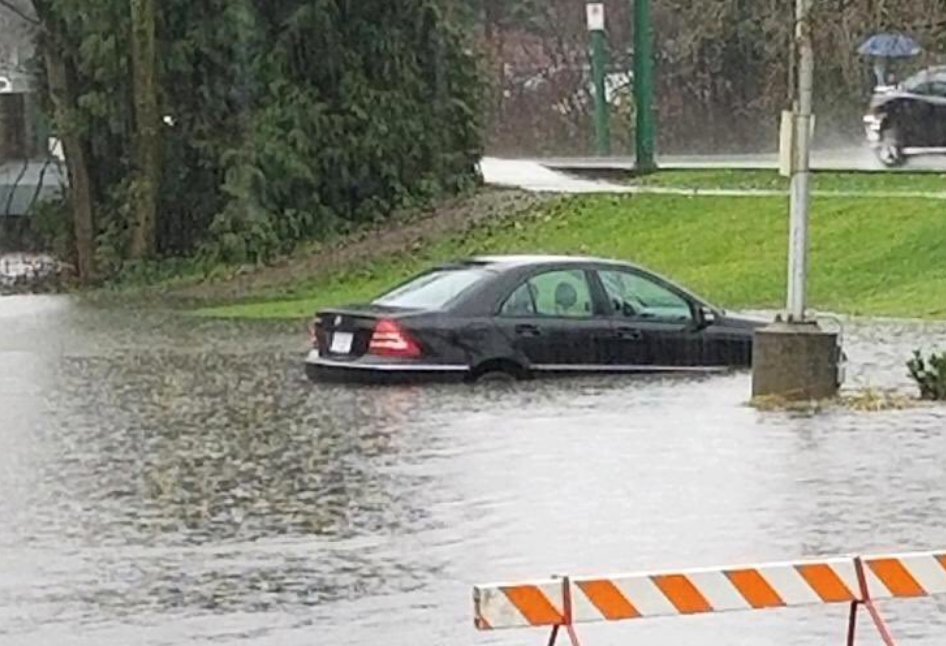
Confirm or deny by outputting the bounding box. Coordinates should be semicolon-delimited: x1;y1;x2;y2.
779;110;794;178
586;2;610;155
779;110;817;178
586;3;605;31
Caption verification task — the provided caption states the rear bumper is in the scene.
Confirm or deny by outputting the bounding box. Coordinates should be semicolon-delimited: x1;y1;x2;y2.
304;351;470;384
863;114;883;144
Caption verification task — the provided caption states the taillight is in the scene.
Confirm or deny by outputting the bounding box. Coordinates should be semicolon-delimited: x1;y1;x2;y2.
368;319;421;358
308;318;320;349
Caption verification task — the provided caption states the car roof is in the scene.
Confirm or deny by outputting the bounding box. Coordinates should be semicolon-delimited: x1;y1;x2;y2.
467;254;632;268
458;254;716;308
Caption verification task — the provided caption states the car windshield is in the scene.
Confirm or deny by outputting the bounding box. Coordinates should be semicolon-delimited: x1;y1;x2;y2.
373;267;489;310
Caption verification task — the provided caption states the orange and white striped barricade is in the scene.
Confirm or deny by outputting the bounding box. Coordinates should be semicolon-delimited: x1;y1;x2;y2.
473;551;946;646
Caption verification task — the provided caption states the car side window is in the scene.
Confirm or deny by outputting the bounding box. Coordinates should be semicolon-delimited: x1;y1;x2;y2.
530;270;594;318
911;79;946;97
929;81;946;97
598;269;693;323
499;283;536;317
500;269;594;318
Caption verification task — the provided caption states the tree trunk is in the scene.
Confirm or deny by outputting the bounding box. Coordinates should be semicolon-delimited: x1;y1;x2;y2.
129;0;160;259
483;0;504;114
43;46;95;281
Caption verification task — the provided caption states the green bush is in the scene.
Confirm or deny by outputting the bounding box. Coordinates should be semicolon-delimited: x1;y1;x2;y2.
39;0;483;271
907;351;946;401
199;1;483;265
27;197;72;258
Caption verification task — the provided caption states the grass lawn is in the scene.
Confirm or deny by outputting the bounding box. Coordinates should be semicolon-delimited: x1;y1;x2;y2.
633;169;946;194
196;190;946;320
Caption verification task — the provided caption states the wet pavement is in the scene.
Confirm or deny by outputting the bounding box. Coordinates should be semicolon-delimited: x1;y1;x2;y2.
2;295;946;646
479;156;946;198
537;148;946;173
480;158;633;193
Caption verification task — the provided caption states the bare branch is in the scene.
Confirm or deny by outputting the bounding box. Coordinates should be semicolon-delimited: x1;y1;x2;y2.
0;0;40;26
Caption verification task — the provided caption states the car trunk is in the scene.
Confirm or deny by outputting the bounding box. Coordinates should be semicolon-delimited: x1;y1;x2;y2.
314;306;420;360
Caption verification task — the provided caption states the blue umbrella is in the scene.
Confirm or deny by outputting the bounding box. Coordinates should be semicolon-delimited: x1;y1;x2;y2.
859;33;922;87
858;33;922;58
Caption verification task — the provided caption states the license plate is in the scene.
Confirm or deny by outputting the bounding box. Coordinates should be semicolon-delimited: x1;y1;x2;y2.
330;332;354;355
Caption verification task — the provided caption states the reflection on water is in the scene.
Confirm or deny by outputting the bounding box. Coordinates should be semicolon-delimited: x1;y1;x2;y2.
2;296;946;645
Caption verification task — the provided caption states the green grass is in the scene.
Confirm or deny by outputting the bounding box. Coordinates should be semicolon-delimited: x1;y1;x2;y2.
634;169;946;193
197;191;946;320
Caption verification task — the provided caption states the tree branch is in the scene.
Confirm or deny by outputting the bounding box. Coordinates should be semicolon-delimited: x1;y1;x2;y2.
0;0;40;26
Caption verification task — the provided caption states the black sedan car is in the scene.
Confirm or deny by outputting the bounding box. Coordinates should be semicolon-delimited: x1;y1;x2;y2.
864;66;946;167
305;255;764;383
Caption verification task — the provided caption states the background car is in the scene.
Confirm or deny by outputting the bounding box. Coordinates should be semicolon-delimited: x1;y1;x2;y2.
864;66;946;167
305;255;764;384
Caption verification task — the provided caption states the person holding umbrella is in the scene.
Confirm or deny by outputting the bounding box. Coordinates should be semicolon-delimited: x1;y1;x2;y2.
859;33;923;88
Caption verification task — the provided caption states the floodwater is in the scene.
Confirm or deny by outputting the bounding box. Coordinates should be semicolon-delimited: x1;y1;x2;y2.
2;295;946;646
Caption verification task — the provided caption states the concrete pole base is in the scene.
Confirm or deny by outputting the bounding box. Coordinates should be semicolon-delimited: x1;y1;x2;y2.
752;320;841;401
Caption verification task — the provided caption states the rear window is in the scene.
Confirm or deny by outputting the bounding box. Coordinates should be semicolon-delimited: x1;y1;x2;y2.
373;268;489;309
903;69;946;93
903;71;928;91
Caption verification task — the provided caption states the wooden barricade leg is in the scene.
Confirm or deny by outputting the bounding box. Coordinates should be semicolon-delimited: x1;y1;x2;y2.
846;601;859;646
547;577;582;646
851;557;899;646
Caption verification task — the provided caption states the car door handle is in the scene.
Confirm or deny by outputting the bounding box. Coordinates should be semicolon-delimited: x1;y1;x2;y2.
515;324;542;337
616;326;643;341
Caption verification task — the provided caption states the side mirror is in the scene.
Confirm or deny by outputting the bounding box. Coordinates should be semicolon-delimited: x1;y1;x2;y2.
697;305;717;329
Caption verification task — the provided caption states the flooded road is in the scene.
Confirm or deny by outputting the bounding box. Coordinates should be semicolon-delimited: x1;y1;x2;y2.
2;295;946;646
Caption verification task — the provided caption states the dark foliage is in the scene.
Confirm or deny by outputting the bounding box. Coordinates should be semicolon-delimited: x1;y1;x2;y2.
907;350;946;401
471;0;946;155
34;0;483;268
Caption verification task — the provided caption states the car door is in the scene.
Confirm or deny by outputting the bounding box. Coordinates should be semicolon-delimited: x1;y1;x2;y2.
900;93;931;147
594;268;704;368
902;78;946;147
493;268;612;370
927;77;946;147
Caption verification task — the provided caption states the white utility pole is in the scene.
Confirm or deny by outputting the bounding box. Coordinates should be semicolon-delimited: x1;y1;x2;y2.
753;0;841;402
787;0;814;321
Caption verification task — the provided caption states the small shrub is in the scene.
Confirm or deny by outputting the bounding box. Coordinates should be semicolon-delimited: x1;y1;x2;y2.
907;350;946;401
27;197;71;257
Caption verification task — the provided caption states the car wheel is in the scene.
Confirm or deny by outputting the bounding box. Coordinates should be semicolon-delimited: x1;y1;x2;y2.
876;127;906;167
470;359;527;384
474;370;518;384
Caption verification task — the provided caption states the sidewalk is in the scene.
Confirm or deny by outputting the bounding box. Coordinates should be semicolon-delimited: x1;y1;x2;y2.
536;148;946;173
480;157;946;199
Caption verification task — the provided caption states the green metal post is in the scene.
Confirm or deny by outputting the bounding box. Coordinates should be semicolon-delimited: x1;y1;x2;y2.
590;27;611;156
587;3;611;156
633;0;656;172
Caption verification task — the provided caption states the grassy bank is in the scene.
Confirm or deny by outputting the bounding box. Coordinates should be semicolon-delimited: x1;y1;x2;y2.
195;180;946;320
632;169;946;194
